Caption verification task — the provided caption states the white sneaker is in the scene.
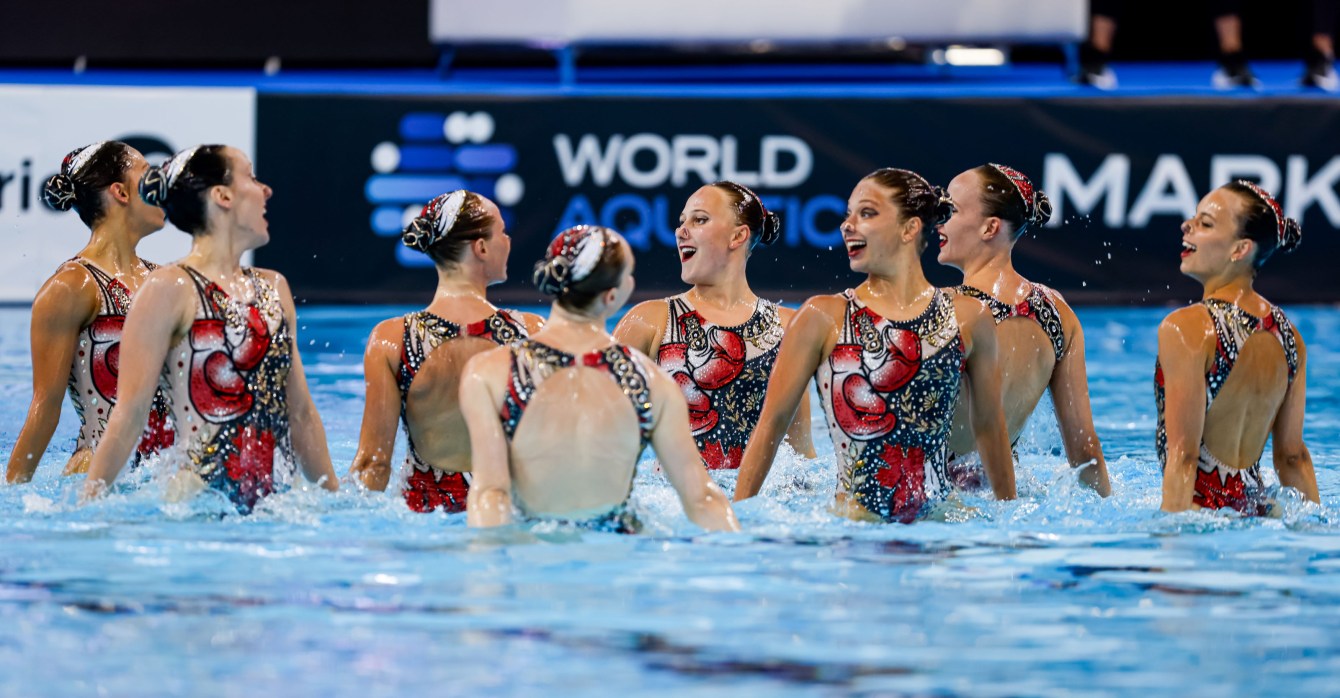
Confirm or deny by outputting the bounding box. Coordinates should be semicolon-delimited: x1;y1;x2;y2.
1078;66;1118;90
1302;64;1339;92
1212;66;1261;90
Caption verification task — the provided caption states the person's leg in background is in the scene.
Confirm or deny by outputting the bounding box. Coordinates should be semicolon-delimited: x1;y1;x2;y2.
1303;0;1339;90
1211;0;1261;88
1077;0;1120;88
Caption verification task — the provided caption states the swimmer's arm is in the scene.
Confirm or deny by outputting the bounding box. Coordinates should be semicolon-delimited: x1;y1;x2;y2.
612;300;667;357
349;320;402;491
1157;309;1211;512
1047;299;1111;496
83;269;190;499
735;297;839;501
958;299;1016;501
644;362;739;532
276;275;338;491
462;349;513;527
777;306;816;459
1272;333;1318;502
7;265;94;483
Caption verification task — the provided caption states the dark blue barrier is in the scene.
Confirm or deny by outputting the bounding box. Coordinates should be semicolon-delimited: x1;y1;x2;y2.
256;93;1340;304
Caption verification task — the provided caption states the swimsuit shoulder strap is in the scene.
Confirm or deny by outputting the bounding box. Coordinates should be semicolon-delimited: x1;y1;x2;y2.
70;257;124;314
398;311;462;394
177;265;227;319
955;284;1013;324
1267;305;1301;383
582;343;655;446
465;309;528;345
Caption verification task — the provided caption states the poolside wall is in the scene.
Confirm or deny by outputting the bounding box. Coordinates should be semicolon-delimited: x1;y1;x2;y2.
253;92;1340;305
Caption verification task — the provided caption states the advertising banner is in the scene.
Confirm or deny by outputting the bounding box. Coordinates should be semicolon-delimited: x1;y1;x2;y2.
256;94;1340;304
0;86;256;302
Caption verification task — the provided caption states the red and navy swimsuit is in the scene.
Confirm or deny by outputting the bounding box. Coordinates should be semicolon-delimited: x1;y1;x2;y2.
162;266;291;514
656;295;785;470
499;339;654;533
1155;299;1299;515
66;259;174;462
397;309;527;513
816;289;966;523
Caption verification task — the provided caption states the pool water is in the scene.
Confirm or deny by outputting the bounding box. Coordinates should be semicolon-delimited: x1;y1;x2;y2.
1;305;1337;697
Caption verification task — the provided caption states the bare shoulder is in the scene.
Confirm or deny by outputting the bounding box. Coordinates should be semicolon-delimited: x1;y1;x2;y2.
516;311;546;334
621;298;670;328
1159;304;1212;333
1157;304;1214;353
799;293;848;318
366;316;406;358
951;292;993;328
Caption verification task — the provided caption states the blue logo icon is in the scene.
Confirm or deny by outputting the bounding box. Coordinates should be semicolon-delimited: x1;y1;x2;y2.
364;111;524;268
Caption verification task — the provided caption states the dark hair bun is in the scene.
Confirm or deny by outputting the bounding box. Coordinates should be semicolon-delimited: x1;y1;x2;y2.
758;211;782;246
139;165;171;208
931;185;955;227
1279;217;1302;254
1031;190;1054;229
533;256;570;296
42;174;78;212
401;216;435;253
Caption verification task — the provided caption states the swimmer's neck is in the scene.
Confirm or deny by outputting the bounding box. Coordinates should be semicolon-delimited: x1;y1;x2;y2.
182;232;251;276
543;303;611;337
1201;274;1259;306
430;267;492;306
859;268;934;308
687;276;757;313
79;216;156;275
959;247;1025;297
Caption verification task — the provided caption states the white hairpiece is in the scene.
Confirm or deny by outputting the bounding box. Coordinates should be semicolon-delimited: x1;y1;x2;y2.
433;190;468;238
164;146;202;188
569;229;607;283
67;141;109;177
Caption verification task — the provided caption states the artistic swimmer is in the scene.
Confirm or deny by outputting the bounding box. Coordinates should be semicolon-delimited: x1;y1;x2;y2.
349;190;542;512
735;168;1016;523
938;164;1111;496
6;142;174;484
461;225;739;533
82;145;338;512
1157;180;1318;514
615;181;815;472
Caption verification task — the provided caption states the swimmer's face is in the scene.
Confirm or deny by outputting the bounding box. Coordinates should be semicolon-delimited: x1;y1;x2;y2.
121;149;167;234
1180;188;1252;281
843;178;916;274
676;186;749;285
938;170;988;270
221;147;273;247
479;197;511;285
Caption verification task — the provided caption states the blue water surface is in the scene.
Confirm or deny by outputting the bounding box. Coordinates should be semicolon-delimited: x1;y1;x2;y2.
0;304;1337;698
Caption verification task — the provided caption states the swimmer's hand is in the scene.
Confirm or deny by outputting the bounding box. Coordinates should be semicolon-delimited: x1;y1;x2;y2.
164;470;207;503
79;477;108;505
348;460;391;492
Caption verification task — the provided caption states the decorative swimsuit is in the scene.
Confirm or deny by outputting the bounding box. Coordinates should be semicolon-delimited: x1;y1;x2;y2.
396;309;527;513
1155;299;1299;515
162;266;292;514
500;339;655;533
947;283;1067;487
66;259;175;461
656;295;785;470
817;289;966;523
